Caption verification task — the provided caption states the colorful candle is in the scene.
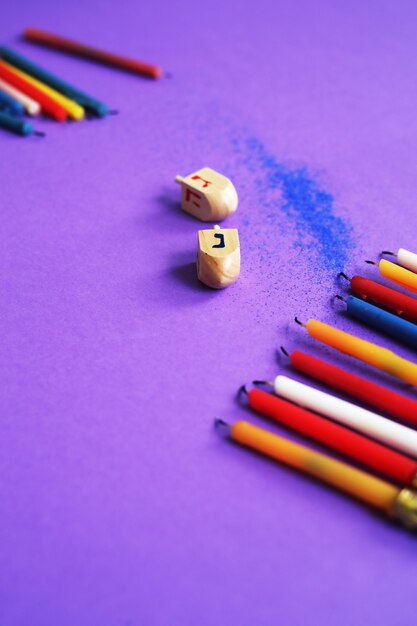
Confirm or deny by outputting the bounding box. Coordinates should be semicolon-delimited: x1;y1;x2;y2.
216;419;417;529
343;295;417;349
298;317;417;385
1;60;84;121
0;47;109;117
24;27;163;80
0;61;67;121
246;386;417;485
0;110;43;136
0;87;24;115
273;375;417;457
0;78;40;115
383;248;417;274
341;273;417;324
285;348;417;426
369;259;417;294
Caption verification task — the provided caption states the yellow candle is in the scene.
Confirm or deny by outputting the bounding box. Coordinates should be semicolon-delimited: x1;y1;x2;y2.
379;259;417;294
231;420;398;511
306;319;417;385
1;60;85;121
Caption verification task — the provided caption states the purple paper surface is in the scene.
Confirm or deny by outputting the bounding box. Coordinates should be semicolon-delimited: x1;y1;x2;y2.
2;1;417;624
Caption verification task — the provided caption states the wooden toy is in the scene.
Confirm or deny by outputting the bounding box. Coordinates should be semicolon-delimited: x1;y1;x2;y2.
197;225;240;289
175;167;238;222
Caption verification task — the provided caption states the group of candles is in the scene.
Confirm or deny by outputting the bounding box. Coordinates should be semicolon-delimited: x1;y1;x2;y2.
217;247;417;530
0;27;162;137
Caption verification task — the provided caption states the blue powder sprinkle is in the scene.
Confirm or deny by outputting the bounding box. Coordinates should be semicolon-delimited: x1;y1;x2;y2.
232;136;354;274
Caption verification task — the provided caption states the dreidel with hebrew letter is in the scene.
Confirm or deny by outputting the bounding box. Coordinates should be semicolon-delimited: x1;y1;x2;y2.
175;167;238;222
197;225;240;289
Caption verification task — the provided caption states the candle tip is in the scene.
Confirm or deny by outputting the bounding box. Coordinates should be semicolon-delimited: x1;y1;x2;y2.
252;380;274;388
337;271;350;281
365;260;377;266
214;418;231;437
381;250;395;257
238;384;249;397
294;316;307;328
280;345;289;357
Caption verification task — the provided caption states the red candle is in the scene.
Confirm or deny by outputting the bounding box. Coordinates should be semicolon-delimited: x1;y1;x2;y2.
288;349;417;426
247;387;417;486
0;61;67;121
347;274;417;323
24;27;163;80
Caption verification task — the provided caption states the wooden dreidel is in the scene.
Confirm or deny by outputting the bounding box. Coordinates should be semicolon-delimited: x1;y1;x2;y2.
175;167;238;222
197;225;240;289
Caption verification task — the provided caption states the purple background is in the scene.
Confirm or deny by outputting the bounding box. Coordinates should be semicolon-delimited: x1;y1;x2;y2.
2;1;417;624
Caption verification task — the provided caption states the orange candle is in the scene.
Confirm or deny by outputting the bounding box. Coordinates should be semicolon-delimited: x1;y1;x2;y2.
302;318;417;386
217;419;417;529
231;420;397;509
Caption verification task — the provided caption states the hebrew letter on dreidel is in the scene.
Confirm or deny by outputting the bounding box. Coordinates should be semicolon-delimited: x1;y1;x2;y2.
212;233;225;248
197;225;240;289
175;167;238;222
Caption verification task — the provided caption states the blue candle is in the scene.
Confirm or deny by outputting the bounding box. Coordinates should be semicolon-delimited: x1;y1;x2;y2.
346;295;417;350
0;47;109;118
0;87;25;116
0;110;43;136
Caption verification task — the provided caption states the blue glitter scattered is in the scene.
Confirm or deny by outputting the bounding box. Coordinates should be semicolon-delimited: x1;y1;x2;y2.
233;136;354;274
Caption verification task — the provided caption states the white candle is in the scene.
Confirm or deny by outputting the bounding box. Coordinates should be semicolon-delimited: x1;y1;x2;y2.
397;248;417;274
273;375;417;458
0;78;40;115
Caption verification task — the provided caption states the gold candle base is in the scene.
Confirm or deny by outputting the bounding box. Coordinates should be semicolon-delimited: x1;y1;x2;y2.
391;488;417;529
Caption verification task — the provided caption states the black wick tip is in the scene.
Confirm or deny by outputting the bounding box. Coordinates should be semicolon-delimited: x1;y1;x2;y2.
337;271;349;281
214;418;231;437
238;384;248;397
280;346;289;357
214;418;228;428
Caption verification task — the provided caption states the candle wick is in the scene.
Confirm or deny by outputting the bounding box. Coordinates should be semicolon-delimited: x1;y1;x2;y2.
334;294;346;303
280;345;290;357
294;316;307;328
381;250;396;257
252;380;274;388
214;418;231;436
337;271;350;281
365;260;378;266
238;384;249;397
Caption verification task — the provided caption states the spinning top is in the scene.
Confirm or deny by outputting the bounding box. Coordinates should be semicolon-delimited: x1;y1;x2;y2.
197;225;240;289
175;167;238;222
